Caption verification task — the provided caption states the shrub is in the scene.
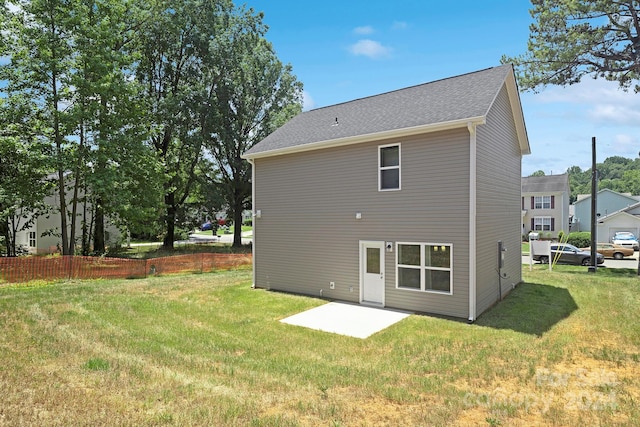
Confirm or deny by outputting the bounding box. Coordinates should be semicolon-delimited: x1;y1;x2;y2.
567;232;591;248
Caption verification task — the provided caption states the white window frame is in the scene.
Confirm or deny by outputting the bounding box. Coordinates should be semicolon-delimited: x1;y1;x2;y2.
378;143;401;191
396;242;453;295
534;195;551;209
28;231;36;247
533;216;552;231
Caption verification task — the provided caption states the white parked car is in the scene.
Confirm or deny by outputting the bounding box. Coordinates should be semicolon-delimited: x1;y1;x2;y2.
611;232;639;250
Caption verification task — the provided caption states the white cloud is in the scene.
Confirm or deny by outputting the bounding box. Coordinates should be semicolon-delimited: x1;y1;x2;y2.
533;79;640;127
348;39;391;59
392;21;408;30
302;91;315;111
588;104;640;126
353;26;374;35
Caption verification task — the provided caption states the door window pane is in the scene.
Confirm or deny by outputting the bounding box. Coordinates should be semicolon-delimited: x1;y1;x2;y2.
366;248;380;274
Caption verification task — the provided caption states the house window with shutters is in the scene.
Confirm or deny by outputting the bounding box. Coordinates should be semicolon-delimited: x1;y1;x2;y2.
532;217;554;231
532;195;553;209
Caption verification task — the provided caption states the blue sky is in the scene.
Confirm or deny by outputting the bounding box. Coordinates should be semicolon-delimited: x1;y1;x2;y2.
249;0;640;176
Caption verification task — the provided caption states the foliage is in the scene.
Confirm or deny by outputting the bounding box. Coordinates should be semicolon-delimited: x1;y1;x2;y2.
567;231;591;248
504;0;640;92
568;156;640;202
530;155;640;202
1;0;299;254
199;12;303;247
0;94;51;256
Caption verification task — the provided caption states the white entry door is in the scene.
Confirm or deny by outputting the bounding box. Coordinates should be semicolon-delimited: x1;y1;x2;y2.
360;241;385;306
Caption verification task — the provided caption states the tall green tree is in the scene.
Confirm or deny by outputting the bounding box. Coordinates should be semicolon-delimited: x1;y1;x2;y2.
66;0;158;254
503;0;640;92
3;0;77;254
3;0;158;255
199;10;303;246
136;0;220;249
0;95;51;256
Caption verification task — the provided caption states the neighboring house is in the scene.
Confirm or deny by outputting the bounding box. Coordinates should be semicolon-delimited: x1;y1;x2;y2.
242;65;530;322
14;186;121;255
573;189;640;240
521;174;570;239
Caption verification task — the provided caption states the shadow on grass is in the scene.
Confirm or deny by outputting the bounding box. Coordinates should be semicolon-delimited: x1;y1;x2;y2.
475;282;578;336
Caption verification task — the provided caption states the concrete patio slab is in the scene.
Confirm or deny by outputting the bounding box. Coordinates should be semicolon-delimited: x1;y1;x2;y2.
280;302;411;339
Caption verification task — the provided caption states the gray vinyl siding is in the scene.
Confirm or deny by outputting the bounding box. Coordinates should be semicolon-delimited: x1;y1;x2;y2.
253;128;471;319
475;86;524;316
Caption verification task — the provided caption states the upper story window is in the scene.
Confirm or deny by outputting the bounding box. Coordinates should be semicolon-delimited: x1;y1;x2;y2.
533;195;553;209
379;144;401;191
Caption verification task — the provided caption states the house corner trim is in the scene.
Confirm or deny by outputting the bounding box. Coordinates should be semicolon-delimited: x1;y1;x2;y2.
468;122;477;322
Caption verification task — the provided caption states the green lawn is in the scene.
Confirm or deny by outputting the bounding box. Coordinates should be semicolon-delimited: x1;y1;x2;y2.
0;266;638;425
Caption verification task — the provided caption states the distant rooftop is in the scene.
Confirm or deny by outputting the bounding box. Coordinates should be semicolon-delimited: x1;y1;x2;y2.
522;174;569;194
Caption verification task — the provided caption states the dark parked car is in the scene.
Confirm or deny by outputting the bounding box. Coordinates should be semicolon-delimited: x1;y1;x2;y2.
533;243;604;266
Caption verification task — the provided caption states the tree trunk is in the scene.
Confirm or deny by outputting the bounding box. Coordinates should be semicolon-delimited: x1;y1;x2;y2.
56;169;70;254
93;198;105;254
232;194;243;248
0;217;12;257
163;192;176;250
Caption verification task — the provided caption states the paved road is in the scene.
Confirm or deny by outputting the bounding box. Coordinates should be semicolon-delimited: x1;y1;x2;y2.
182;231;252;245
129;231;253;248
522;252;639;269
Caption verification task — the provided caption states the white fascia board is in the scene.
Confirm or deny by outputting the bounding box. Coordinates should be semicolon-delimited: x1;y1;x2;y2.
504;70;531;155
242;116;486;160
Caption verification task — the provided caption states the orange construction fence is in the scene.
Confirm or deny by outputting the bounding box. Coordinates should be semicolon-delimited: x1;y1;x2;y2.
0;253;252;284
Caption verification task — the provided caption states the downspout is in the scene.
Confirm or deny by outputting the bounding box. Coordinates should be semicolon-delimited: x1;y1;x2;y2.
249;158;257;288
468;122;477;323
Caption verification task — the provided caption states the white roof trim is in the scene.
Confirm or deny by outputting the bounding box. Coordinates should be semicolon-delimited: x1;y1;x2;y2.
504;68;531;155
242;116;487;160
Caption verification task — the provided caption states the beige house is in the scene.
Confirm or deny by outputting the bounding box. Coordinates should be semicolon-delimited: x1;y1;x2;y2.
521;174;570;239
15;188;121;255
243;65;530;321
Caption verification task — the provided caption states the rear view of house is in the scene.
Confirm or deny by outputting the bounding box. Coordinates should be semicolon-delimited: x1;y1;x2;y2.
243;65;530;321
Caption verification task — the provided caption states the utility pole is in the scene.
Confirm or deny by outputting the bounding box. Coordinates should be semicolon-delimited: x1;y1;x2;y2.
589;136;598;273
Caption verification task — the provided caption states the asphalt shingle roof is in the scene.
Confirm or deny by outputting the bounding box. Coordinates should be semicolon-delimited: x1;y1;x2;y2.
244;64;518;157
521;174;570;193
